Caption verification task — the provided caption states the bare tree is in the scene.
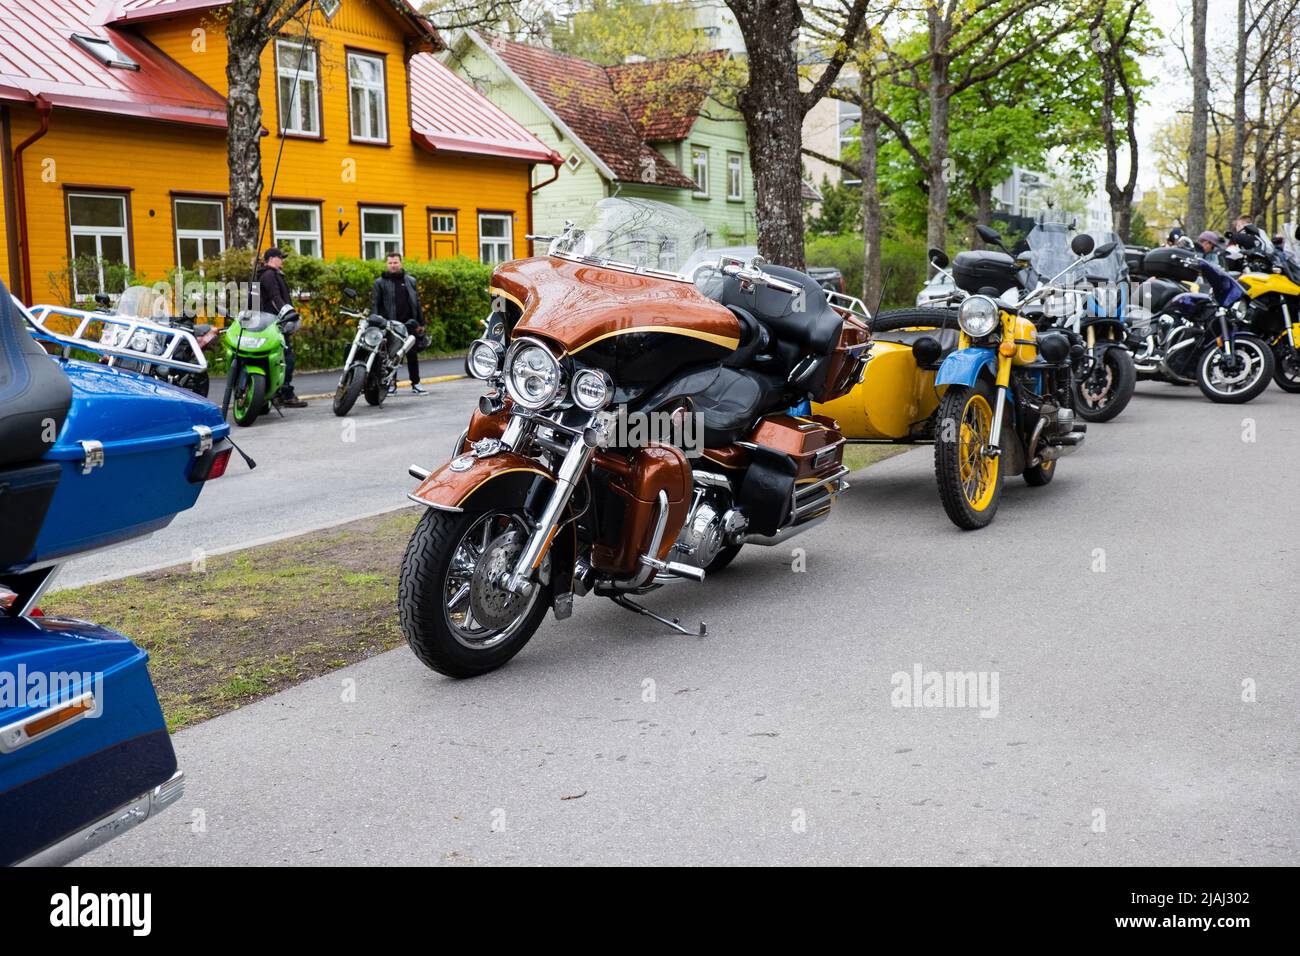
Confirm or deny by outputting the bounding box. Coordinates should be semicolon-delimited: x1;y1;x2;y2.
225;1;314;251
723;0;869;268
1092;0;1147;242
1186;0;1208;236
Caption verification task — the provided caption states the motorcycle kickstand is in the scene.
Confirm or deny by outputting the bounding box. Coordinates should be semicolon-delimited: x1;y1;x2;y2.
609;594;707;637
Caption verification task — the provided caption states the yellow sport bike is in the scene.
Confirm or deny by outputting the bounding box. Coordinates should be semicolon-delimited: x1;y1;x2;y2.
1232;224;1300;392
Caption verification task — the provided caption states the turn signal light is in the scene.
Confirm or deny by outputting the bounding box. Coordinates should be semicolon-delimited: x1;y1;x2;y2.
998;340;1016;356
24;695;95;738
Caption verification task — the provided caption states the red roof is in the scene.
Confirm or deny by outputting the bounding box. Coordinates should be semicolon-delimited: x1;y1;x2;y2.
488;37;696;190
0;0;226;125
606;51;725;142
409;53;558;165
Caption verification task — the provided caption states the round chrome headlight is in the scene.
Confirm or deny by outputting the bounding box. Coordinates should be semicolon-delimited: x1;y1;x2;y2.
505;338;563;409
362;327;385;350
958;295;1000;338
571;368;611;411
466;338;504;380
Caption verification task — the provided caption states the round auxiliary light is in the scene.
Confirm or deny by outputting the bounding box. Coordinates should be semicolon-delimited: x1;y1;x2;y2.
571;368;612;411
504;338;562;409
958;294;1000;338
466;338;504;380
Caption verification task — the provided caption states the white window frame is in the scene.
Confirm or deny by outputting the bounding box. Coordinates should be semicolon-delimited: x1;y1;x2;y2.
478;213;513;264
361;206;403;260
174;198;225;268
271;202;322;258
726;152;743;201
691;146;709;197
67;191;130;299
430;212;456;234
275;39;320;137
347;52;388;144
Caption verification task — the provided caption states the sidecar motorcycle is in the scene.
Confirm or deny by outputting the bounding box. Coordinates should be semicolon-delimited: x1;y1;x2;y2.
1;284;233;865
816;240;1102;528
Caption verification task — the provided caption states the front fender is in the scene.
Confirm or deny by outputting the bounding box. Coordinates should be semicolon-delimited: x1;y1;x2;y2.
407;451;576;605
408;452;556;514
935;347;997;387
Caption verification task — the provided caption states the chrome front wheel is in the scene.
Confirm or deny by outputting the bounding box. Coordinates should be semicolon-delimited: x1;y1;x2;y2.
399;507;551;677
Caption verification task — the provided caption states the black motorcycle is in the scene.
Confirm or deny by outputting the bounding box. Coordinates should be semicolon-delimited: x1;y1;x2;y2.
94;287;215;396
333;287;417;416
1126;246;1274;404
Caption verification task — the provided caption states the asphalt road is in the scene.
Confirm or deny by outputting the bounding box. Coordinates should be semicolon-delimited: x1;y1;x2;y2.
54;375;482;589
80;379;1299;865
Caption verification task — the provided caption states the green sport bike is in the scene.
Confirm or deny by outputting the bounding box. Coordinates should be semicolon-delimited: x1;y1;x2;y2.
221;304;301;427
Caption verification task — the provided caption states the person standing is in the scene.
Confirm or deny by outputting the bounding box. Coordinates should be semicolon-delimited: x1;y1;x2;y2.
255;247;307;407
370;252;426;394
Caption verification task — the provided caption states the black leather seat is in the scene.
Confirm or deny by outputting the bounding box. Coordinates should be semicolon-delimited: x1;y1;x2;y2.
871;327;959;351
0;284;71;467
693;366;786;446
705;266;842;356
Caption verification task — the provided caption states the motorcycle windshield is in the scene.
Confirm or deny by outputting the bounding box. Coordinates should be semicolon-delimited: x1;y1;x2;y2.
1025;222;1079;286
116;285;167;320
548;198;709;277
235;311;278;333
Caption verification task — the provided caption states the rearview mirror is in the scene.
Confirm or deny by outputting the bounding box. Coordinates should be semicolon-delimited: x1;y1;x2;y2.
1070;234;1095;256
343;287;358;300
1092;241;1118;259
976;225;1002;245
928;248;949;269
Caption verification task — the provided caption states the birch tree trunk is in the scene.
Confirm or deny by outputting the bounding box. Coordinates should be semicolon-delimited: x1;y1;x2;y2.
925;6;951;254
859;75;882;308
226;16;266;252
1230;0;1249;220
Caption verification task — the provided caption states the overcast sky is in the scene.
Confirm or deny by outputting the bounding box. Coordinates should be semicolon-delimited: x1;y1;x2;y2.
1135;0;1242;188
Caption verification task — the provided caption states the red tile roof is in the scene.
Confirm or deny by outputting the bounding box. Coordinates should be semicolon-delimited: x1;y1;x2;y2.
606;50;725;142
0;2;549;165
488;36;697;190
409;53;559;165
0;0;226;125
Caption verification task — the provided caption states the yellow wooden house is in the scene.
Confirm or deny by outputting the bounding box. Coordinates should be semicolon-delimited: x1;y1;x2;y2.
0;0;560;303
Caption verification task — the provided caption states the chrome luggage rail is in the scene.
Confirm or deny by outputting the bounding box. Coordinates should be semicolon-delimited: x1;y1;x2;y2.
825;290;871;323
24;301;208;374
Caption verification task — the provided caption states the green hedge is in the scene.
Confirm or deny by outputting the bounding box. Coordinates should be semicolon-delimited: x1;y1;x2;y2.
805;233;930;313
187;248;493;370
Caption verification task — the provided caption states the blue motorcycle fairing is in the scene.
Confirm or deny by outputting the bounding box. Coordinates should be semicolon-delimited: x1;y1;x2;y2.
936;347;998;388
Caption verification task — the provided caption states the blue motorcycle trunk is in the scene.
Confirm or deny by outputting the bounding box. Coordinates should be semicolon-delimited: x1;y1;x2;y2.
0;614;176;865
16;360;230;571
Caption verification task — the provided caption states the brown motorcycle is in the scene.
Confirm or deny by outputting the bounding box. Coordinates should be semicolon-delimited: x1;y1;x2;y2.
399;199;870;677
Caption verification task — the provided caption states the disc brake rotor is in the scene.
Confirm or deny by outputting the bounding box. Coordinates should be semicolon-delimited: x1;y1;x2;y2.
469;530;531;630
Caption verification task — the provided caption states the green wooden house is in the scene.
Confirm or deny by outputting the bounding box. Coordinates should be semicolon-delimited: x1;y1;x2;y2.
444;31;756;253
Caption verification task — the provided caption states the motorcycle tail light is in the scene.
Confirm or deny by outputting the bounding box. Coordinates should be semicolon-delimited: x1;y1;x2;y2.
190;445;233;483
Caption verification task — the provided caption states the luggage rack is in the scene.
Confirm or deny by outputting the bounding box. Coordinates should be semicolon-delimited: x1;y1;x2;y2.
825;290;871;323
23;302;208;375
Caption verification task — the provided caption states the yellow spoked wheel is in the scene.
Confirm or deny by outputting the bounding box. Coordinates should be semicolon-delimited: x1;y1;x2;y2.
935;383;1003;529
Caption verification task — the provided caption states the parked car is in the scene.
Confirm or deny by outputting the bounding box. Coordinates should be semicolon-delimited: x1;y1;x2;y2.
1;284;234;865
916;270;957;306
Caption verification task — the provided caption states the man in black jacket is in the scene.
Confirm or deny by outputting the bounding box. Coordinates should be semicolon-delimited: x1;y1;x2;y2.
255;247;307;407
370;252;426;393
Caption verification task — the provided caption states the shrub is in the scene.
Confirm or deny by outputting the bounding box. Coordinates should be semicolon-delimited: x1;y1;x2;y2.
190;250;493;369
805;232;930;312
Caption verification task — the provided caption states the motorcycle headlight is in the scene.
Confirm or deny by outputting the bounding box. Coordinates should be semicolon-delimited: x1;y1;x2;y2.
958;295;1000;338
571;368;612;411
467;338;504;380
362;328;385;349
504;338;563;409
